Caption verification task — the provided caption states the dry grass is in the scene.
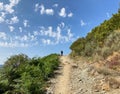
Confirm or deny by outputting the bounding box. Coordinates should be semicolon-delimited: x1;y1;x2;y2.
106;52;120;71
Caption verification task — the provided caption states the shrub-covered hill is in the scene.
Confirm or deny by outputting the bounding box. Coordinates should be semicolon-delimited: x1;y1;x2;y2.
70;10;120;58
0;53;60;94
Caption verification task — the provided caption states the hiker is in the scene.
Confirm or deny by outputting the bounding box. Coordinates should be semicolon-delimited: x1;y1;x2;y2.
61;50;63;56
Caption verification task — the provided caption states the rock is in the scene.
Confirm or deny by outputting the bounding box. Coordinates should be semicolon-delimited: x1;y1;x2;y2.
46;88;53;94
112;84;119;89
101;82;110;91
93;85;101;92
79;79;82;82
72;63;78;68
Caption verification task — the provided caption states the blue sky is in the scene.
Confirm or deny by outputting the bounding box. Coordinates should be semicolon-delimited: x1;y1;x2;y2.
0;0;120;64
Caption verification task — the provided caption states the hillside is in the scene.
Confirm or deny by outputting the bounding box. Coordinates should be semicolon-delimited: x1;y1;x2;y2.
70;10;120;58
68;9;120;94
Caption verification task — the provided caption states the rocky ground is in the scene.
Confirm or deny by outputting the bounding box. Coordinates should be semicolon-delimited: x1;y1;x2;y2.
46;54;120;94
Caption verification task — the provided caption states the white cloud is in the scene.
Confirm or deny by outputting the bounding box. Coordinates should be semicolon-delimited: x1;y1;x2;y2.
0;0;20;25
6;16;19;24
59;22;65;28
15;35;28;41
42;39;52;45
39;24;74;45
0;2;4;10
56;26;61;43
15;33;37;42
19;27;22;32
59;8;73;18
53;4;58;7
39;4;54;15
67;29;73;40
59;8;66;17
80;20;86;26
39;4;45;14
21;35;28;41
0;41;28;47
9;26;14;32
35;4;73;17
23;20;29;27
0;32;7;40
40;26;56;38
0;12;6;23
33;31;39;36
11;16;19;23
28;33;37;41
9;0;20;6
4;4;14;14
106;12;110;18
68;12;73;17
4;0;20;14
45;9;54;15
35;3;54;15
35;3;39;12
0;16;4;23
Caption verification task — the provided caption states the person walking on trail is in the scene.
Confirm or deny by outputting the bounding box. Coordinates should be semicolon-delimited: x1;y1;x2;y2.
61;50;63;56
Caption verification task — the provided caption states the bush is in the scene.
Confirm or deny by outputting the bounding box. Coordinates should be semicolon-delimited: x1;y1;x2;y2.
0;53;60;94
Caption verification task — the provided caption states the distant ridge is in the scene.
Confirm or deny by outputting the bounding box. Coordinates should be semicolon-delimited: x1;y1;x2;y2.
0;65;3;68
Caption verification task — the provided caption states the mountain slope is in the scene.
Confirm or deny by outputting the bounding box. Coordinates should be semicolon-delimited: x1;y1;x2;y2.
70;10;120;58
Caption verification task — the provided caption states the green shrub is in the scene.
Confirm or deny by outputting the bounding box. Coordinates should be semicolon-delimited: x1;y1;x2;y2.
0;53;60;94
70;10;120;58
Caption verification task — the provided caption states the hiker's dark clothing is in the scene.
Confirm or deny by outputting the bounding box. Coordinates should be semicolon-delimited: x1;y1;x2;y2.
61;51;63;56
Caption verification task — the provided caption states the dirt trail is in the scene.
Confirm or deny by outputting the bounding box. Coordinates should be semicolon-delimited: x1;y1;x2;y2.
47;55;120;94
54;55;73;94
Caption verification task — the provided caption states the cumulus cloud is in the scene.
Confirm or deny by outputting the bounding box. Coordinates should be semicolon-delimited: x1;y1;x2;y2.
33;31;39;36
59;8;73;18
11;16;19;23
0;41;28;47
23;20;29;27
80;20;86;26
59;22;65;28
35;3;73;17
68;12;73;17
19;27;22;32
42;39;52;45
0;12;6;23
40;26;56;38
39;4;45;14
40;4;54;15
35;4;54;15
0;16;4;23
4;4;14;14
0;0;20;25
9;26;15;32
20;35;28;41
106;12;110;18
0;2;4;10
67;29;73;40
34;3;39;12
6;16;19;24
39;24;74;45
53;4;58;7
45;9;54;15
59;8;66;17
4;0;20;14
0;32;7;40
9;0;20;6
15;33;37;42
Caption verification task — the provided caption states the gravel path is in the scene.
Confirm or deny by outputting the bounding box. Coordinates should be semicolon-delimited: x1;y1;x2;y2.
54;56;72;94
46;56;120;94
